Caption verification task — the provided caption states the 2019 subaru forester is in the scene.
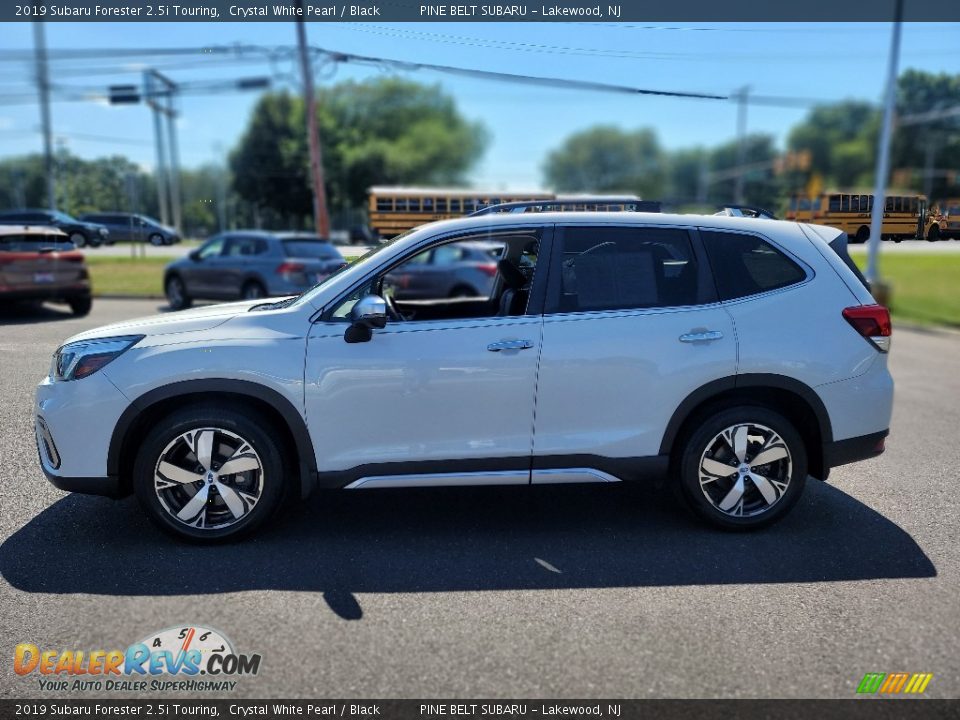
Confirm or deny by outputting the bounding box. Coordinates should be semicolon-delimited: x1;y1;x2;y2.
35;212;892;541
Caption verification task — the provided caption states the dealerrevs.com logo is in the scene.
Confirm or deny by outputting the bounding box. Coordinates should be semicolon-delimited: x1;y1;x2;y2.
14;625;261;693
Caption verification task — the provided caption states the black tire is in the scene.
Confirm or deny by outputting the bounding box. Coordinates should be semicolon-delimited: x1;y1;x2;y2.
165;275;192;310
149;233;165;247
927;225;941;242
675;406;807;531
68;296;92;317
133;406;289;543
68;231;87;249
854;226;870;244
241;280;266;300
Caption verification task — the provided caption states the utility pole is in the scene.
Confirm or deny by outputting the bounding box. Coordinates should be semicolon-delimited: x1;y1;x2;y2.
164;77;183;233
295;4;331;236
866;0;903;286
33;22;55;209
734;85;750;205
145;71;170;226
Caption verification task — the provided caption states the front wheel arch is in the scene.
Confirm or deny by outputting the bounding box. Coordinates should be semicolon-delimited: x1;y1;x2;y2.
110;380;317;499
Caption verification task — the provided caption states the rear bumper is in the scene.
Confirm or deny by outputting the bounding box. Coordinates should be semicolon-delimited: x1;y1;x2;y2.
0;286;90;303
824;429;888;469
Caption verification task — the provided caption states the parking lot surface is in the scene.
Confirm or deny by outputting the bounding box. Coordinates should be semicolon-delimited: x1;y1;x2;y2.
1;299;957;698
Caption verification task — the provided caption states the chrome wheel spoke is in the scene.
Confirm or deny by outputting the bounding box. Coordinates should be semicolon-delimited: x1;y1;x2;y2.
723;425;748;463
177;485;209;522
718;476;745;512
748;471;779;505
750;441;788;467
191;430;214;471
216;483;246;520
156;461;203;486
218;446;260;476
701;457;738;478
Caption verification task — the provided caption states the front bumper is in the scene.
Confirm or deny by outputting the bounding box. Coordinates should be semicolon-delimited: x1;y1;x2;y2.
35;370;131;496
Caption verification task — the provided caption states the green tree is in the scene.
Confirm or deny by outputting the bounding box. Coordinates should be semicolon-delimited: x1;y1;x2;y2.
542;126;664;198
229;79;488;225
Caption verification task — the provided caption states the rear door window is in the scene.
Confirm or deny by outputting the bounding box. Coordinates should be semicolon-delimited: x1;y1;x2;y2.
546;226;704;314
700;231;807;301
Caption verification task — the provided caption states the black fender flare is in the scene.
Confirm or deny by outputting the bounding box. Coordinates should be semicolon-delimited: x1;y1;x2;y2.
108;379;317;498
658;373;833;456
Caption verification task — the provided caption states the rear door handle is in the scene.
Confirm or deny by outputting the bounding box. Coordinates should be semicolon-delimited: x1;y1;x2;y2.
679;330;724;343
487;339;534;352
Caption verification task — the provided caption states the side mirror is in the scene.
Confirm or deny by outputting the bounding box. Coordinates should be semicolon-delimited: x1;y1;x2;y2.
188;249;201;262
345;294;387;343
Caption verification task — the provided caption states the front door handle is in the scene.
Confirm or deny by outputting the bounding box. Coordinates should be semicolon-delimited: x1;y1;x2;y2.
487;339;534;352
679;330;724;343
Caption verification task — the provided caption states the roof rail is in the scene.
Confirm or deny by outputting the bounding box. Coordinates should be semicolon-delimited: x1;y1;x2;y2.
469;197;662;216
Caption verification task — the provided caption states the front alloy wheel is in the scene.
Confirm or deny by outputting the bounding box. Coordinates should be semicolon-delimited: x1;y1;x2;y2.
134;407;286;541
677;407;806;530
154;428;264;530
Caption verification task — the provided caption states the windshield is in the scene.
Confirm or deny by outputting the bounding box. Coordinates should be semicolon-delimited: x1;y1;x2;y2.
51;210;78;223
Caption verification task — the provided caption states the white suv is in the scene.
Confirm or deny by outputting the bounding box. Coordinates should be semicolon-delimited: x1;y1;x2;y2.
35;212;893;541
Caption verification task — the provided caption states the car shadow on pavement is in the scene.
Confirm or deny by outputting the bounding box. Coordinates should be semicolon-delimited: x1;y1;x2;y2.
0;480;935;620
0;302;76;325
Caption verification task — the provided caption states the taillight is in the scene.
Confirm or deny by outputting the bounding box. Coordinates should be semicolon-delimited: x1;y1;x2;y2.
843;304;892;352
276;262;305;275
478;263;498;277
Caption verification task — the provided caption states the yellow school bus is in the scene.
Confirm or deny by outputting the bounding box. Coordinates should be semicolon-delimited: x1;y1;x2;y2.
368;187;554;238
939;198;960;239
785;191;931;242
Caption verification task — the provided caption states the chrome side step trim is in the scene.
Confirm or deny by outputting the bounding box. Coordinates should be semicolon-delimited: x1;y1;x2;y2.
344;467;624;489
531;468;621;484
344;470;530;489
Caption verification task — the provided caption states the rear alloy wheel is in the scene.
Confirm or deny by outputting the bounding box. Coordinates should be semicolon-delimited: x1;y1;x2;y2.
149;233;165;247
165;275;192;310
241;281;266;300
69;231;87;248
677;407;807;530
133;408;286;542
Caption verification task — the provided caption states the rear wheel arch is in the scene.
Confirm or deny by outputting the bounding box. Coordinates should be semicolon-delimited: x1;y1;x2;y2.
660;375;832;480
109;379;317;499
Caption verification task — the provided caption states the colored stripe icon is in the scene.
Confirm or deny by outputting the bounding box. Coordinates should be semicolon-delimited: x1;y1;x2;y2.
857;672;934;694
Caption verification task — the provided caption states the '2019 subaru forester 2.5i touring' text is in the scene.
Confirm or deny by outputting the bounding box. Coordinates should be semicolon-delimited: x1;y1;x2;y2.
35;211;892;541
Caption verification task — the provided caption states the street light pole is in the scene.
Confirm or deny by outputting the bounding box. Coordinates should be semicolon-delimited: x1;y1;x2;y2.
866;0;904;286
295;5;331;236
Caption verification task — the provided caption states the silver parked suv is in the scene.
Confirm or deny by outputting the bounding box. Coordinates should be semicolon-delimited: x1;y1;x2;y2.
36;209;893;541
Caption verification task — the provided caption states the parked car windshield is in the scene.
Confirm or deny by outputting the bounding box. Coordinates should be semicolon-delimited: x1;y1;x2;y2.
51;210;80;223
282;240;342;259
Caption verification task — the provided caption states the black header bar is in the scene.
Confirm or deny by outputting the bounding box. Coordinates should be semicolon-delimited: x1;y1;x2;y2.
3;0;960;23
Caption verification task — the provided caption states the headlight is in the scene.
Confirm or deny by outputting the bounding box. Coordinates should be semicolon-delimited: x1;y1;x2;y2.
51;335;143;381
99;227;109;237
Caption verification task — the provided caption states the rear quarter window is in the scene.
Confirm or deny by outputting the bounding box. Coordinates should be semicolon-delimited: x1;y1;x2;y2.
701;230;807;301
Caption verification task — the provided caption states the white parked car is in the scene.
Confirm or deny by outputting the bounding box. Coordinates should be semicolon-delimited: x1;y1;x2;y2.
35;211;893;541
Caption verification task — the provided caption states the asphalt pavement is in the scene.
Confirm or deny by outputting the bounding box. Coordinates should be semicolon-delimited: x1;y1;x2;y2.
0;299;957;699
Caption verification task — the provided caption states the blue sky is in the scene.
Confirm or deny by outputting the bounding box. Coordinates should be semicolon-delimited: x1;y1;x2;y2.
0;21;958;189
